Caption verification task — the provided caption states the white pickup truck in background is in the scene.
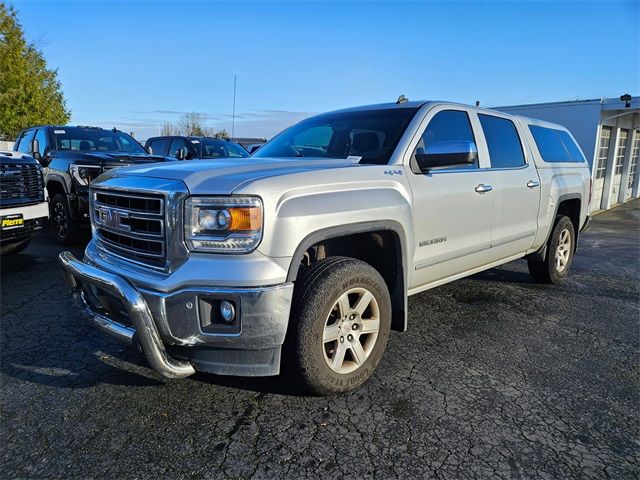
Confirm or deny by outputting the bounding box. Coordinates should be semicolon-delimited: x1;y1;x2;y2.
60;100;591;394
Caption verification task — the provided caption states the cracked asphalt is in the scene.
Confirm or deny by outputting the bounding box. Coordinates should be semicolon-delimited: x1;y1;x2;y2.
1;200;639;479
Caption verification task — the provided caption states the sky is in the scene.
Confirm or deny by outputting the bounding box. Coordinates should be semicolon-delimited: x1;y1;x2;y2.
10;0;640;141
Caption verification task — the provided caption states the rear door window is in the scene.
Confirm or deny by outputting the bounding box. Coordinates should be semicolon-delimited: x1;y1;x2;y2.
478;114;526;168
529;125;585;163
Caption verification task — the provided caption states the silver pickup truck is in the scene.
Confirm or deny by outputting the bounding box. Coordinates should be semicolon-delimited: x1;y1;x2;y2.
60;100;591;394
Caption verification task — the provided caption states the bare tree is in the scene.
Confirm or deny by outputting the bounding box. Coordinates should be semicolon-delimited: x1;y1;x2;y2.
178;112;206;136
161;113;227;138
160;121;177;136
214;128;229;140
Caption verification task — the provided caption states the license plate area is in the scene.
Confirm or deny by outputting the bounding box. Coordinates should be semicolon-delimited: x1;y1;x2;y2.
1;214;24;231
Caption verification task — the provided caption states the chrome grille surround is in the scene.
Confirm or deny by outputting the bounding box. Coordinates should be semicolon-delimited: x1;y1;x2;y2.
89;175;189;274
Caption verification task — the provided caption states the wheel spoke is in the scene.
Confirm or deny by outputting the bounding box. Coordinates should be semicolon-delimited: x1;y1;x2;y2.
350;341;367;365
360;318;380;334
331;342;347;370
323;323;341;343
354;290;373;316
322;286;380;374
337;293;351;318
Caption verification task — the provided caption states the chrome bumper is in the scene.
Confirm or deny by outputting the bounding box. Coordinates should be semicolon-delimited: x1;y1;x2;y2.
59;251;196;379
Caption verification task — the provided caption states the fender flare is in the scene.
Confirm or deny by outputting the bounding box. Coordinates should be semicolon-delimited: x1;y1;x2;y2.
528;193;582;262
286;220;409;332
45;174;70;195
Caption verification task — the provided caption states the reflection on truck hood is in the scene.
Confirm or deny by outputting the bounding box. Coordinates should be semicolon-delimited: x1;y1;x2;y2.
112;157;357;194
57;151;169;165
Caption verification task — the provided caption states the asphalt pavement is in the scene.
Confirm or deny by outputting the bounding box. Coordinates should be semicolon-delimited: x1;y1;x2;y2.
1;200;638;479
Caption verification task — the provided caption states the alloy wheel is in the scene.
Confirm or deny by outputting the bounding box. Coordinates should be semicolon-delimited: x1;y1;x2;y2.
53;202;68;239
555;228;571;272
322;287;380;374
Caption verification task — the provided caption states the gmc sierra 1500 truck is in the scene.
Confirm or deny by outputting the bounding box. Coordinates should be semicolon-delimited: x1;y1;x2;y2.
60;100;591;395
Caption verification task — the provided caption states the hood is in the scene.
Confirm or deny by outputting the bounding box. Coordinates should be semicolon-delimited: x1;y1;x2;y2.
112;157;358;194
59;151;170;166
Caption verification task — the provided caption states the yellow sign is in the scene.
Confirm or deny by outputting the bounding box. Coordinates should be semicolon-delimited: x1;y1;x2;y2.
1;216;24;229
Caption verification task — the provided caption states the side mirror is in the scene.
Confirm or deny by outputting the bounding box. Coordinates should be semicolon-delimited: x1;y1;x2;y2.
176;147;189;160
415;141;478;171
32;138;41;161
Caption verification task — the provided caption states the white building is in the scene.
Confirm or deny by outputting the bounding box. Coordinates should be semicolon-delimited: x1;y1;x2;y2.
498;96;639;213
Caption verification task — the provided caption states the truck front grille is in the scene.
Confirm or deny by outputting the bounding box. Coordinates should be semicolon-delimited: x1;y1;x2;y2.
92;189;166;269
0;164;44;206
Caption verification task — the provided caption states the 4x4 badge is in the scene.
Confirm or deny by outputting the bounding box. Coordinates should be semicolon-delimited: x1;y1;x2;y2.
384;169;402;176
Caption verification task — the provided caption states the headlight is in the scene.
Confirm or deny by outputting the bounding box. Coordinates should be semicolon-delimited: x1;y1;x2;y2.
70;165;102;185
184;196;263;253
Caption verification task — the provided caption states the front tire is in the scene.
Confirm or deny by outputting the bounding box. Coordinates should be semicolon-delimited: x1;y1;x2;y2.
528;215;575;284
286;257;391;395
51;193;81;246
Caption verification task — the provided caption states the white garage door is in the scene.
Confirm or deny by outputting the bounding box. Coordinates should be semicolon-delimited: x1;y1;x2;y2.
626;133;639;200
610;129;629;204
592;126;611;211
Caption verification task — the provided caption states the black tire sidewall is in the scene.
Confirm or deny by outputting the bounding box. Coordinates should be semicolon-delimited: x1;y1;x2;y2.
292;258;391;395
547;216;575;283
51;194;78;245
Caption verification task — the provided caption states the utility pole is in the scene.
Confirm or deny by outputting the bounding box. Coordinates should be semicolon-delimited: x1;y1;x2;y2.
231;75;237;140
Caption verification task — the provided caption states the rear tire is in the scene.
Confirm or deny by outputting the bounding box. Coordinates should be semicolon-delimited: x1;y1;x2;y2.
528;215;575;284
51;193;81;246
286;257;391;395
0;238;31;256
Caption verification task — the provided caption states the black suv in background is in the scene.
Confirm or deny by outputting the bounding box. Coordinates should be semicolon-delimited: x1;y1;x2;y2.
145;136;249;160
14;125;170;245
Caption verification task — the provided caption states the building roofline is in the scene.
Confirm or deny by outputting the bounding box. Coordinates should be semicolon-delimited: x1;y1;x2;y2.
496;96;639;111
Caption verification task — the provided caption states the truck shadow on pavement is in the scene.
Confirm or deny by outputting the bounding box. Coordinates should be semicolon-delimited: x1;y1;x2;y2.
470;265;535;285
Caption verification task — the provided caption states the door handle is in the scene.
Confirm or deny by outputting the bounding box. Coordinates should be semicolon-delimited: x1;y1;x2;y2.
475;184;493;193
527;180;540;188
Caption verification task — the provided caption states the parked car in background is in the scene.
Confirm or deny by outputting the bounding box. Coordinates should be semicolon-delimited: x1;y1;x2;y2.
59;100;591;395
13;125;171;246
245;143;264;154
0;152;48;256
145;136;249;160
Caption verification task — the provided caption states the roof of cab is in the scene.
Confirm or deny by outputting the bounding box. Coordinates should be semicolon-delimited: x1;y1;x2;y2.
325;100;431;114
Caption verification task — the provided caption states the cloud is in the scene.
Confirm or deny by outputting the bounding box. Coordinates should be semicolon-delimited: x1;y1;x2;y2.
76;109;317;141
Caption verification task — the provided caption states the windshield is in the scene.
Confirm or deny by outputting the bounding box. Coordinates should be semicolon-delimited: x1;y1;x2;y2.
253;107;419;164
53;127;147;154
195;138;249;159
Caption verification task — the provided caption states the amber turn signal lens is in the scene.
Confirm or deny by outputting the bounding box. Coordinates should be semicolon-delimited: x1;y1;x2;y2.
228;207;262;232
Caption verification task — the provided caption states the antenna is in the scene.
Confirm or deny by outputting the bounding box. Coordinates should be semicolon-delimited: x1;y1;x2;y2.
396;94;408;104
231;75;237;139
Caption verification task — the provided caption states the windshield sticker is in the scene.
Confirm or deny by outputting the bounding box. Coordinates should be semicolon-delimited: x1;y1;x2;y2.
54;129;66;134
346;156;362;162
191;140;200;144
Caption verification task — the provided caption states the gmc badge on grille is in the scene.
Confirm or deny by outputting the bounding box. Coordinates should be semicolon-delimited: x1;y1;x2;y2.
97;207;130;231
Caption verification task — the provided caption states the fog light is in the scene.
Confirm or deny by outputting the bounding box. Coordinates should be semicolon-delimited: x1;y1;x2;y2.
220;300;235;323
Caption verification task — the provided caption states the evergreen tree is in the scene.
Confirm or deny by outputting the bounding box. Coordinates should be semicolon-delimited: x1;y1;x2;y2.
0;3;70;140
